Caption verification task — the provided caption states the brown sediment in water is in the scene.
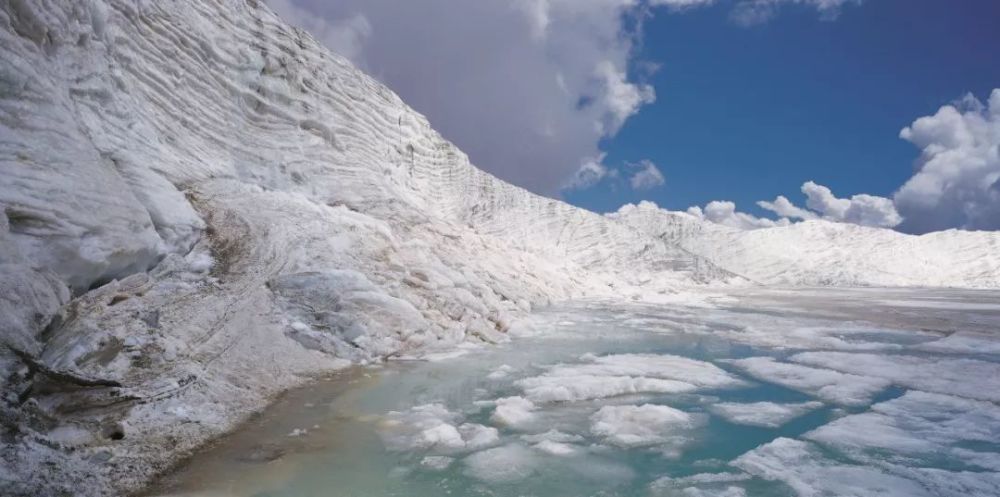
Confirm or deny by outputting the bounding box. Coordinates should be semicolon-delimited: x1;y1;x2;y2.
139;366;378;496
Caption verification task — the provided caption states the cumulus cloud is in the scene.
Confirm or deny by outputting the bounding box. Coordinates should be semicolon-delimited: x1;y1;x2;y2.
696;181;900;231
564;155;614;190
267;0;859;196
688;201;791;230
756;195;818;220
267;0;659;194
628;160;666;190
894;89;1000;233
730;0;862;26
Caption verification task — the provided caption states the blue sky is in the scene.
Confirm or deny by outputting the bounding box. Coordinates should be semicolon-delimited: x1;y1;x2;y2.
566;0;1000;218
274;0;1000;232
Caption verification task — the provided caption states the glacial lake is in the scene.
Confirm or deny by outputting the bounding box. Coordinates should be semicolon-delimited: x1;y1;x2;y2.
149;288;1000;497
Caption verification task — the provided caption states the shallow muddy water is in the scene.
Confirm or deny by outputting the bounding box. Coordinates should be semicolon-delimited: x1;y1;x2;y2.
149;289;1000;497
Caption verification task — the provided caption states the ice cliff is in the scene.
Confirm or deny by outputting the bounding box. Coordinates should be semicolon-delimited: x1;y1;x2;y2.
1;1;998;496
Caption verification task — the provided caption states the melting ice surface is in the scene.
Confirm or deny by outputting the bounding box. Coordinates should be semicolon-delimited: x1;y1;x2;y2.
151;289;1000;497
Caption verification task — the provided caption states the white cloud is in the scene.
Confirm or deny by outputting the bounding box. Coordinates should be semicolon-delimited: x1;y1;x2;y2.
757;195;818;220
267;0;657;195
688;201;791;230
730;0;862;26
757;182;901;228
628;160;666;190
564;155;614;190
267;0;856;196
894;89;1000;233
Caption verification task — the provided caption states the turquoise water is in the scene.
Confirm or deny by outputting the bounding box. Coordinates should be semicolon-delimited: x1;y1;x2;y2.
151;292;1000;497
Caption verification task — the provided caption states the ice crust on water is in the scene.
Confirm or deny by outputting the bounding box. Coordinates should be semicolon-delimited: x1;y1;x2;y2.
734;438;936;497
590;404;697;448
725;357;890;406
516;353;742;403
791;351;1000;402
708;401;823;428
805;390;1000;471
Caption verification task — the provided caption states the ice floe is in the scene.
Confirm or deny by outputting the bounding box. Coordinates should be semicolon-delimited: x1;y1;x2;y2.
790;351;1000;402
725;356;890;406
708;401;823;428
590;404;697;448
733;438;935;497
490;396;537;428
805;390;1000;471
378;403;498;453
463;444;539;483
516;353;743;403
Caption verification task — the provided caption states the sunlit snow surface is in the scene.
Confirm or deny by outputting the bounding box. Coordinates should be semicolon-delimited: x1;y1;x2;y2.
150;289;1000;497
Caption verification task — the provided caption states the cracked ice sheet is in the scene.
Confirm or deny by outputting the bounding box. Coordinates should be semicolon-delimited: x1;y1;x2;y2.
709;401;823;428
790;351;1000;402
733;438;935;497
805;390;1000;471
515;353;745;403
724;357;890;406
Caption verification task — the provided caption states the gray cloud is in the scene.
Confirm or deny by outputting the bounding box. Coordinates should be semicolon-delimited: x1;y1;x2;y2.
268;0;657;195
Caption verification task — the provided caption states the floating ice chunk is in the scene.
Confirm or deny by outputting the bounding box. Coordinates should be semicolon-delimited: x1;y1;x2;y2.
917;332;1000;356
727;325;938;352
518;374;696;403
651;472;750;497
520;429;585;444
552;354;745;389
590;404;696;448
733;438;934;497
379;403;498;453
516;353;742;403
487;364;515;380
287;428;308;437
708;401;823;428
790;351;1000;402
725;357;889;406
805;390;1000;471
420;455;454;470
678;487;746;497
533;440;578;456
463;444;539;483
491;396;536;428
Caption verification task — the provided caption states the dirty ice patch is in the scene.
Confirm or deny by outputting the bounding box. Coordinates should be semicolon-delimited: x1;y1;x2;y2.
725;357;889;406
709;401;823;428
790;351;1000;402
378;403;498;453
590;404;698;449
805;390;1000;471
733;438;934;497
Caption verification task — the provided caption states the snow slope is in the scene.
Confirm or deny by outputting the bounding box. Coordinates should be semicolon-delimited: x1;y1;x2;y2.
612;202;1000;288
0;1;733;495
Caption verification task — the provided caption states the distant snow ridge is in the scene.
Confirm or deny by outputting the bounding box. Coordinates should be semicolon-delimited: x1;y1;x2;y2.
611;201;1000;287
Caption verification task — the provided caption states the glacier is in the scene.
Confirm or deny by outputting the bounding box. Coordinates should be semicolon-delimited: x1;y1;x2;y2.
1;1;999;496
